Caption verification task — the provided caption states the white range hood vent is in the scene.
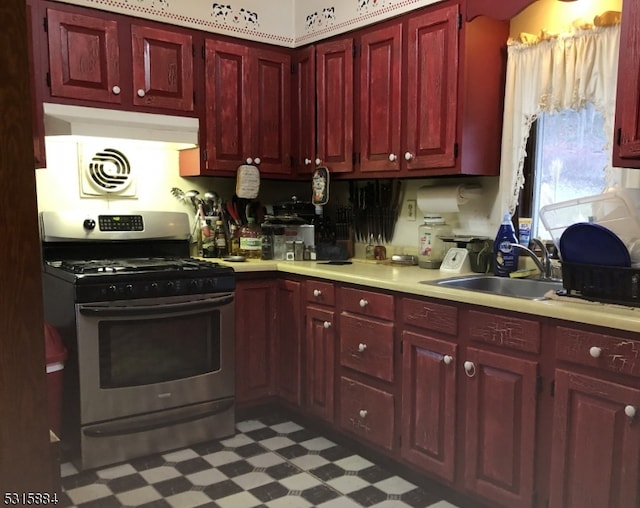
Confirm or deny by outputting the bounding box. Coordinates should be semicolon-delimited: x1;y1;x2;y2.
43;103;199;147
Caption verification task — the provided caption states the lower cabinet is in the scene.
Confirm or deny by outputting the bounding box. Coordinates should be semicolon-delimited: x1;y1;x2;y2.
462;347;538;508
401;330;457;482
275;278;303;407
305;305;336;422
234;278;276;404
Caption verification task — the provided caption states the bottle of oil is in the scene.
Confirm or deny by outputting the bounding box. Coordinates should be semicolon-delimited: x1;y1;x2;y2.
213;220;228;257
239;218;262;259
229;224;240;256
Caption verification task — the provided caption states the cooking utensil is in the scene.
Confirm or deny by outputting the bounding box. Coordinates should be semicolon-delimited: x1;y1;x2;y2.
560;222;631;267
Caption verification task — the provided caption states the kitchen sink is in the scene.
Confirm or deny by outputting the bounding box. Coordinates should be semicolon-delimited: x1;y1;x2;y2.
422;275;564;300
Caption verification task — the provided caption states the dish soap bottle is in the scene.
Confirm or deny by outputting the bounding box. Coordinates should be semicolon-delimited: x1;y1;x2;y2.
494;212;519;277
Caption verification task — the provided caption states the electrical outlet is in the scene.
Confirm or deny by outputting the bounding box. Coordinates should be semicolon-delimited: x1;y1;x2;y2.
405;199;417;221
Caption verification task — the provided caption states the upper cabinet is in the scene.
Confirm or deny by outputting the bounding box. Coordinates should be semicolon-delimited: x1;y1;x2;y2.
45;6;195;112
354;2;508;177
181;38;291;177
315;38;354;174
613;0;640;168
291;46;317;175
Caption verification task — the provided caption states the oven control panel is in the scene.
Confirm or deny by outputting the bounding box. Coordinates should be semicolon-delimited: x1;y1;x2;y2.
97;215;144;232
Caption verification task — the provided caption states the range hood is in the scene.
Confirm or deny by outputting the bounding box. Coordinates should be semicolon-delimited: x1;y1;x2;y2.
43;103;199;147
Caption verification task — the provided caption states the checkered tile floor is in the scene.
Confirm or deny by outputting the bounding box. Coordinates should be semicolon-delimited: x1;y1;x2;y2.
59;413;463;508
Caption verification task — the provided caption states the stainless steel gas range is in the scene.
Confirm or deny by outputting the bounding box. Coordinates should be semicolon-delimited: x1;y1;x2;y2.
40;211;236;470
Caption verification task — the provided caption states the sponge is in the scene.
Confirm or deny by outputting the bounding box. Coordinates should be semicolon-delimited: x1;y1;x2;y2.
509;268;540;279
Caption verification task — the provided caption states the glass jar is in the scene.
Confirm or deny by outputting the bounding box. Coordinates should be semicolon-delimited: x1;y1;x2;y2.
213;220;228;258
239;218;262;259
418;215;451;269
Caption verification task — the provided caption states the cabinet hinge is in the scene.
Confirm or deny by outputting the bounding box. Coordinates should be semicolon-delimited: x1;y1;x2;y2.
193;91;196;105
291;63;296;75
192;44;196;58
550;380;555;397
457;13;463;30
616;127;622;146
202;45;206;60
43;16;48;33
536;375;543;396
453;142;459;158
400;340;403;354
203;149;208;162
45;72;51;88
352;44;359;58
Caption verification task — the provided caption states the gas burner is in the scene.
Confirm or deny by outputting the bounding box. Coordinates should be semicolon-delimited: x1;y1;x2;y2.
53;258;220;275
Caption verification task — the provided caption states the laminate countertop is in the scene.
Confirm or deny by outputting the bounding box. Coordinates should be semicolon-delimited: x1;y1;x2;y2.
204;257;640;334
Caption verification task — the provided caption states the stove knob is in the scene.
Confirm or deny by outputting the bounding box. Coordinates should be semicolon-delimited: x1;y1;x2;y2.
108;285;117;295
125;284;133;295
166;281;175;292
205;279;215;289
189;279;199;289
149;282;159;293
83;219;96;230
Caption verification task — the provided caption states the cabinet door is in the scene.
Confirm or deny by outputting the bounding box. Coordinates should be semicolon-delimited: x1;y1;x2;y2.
549;370;640;508
47;9;120;104
401;331;457;482
306;305;335;422
205;38;251;172
235;280;276;404
359;22;402;173
464;347;538;508
316;38;354;173
253;47;292;175
131;25;194;111
405;5;458;171
275;279;303;407
613;0;640;166
292;46;316;175
27;1;45;168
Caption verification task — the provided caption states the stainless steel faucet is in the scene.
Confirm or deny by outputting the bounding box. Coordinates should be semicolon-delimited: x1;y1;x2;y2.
508;239;555;280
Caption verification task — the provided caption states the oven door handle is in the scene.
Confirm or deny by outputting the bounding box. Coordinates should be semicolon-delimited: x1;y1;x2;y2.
78;294;234;316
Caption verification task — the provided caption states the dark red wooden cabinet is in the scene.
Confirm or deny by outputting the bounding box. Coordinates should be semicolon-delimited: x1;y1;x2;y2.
316;37;354;173
275;279;303;407
292;46;316;175
305;305;336;422
200;39;291;175
47;9;120;104
613;0;640;167
46;7;194;111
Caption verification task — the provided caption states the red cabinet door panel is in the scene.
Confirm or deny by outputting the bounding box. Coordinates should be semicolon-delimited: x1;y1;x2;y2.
131;25;193;111
405;5;458;170
47;9;120;104
306;306;335;422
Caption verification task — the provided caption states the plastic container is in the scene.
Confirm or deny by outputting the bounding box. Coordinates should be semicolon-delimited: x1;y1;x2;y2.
418;215;452;269
540;189;640;262
494;213;519;277
45;323;67;437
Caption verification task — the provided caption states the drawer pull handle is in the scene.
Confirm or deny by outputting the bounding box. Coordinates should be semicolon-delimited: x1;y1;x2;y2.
112;85;121;95
443;355;453;365
357;343;367;353
313;289;322;297
388;153;397;162
304;158;312;165
137;88;145;98
246;157;253;165
315;158;322;165
359;299;368;308
589;346;602;358
359;409;368;419
625;405;637;419
464;361;476;378
404;151;414;161
254;157;261;165
323;321;332;329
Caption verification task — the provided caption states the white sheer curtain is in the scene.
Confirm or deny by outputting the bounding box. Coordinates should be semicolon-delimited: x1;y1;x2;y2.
498;24;621;215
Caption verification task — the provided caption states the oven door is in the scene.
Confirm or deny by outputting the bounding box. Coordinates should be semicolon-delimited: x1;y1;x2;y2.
75;292;234;425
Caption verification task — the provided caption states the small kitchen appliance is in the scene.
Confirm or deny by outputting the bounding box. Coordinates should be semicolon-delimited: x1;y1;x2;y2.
40;210;236;470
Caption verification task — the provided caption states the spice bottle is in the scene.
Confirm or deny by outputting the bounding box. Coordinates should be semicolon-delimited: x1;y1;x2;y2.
213;220;228;257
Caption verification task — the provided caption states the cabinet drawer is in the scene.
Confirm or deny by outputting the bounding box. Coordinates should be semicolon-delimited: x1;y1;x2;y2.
340;314;394;382
402;297;458;335
465;310;540;354
340;287;394;320
306;280;335;306
339;376;394;450
556;326;640;378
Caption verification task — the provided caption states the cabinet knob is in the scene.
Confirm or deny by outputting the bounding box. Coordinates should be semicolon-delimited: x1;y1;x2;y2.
404;151;414;161
254;157;261;165
388;153;397;162
323;321;331;329
137;88;145;98
359;298;368;308
304;158;312;165
625;405;637;418
589;346;602;358
313;289;322;297
357;343;367;353
359;409;368;419
112;85;121;95
246;157;253;165
443;355;453;365
464;361;476;377
315;158;322;165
